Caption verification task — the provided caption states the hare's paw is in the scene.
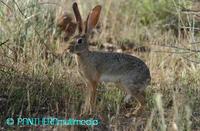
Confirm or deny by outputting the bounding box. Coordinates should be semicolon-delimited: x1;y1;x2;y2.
124;94;134;104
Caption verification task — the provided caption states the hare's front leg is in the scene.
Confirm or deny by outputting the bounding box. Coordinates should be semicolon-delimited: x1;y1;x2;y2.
83;80;98;115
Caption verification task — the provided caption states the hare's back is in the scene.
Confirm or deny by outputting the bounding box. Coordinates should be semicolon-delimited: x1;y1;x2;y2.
89;52;150;81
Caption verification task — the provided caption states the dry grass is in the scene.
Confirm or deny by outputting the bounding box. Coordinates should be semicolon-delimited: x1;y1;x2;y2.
0;0;200;130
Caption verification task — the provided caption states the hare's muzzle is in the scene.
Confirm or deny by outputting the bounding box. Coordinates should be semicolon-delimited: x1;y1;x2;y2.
67;44;75;53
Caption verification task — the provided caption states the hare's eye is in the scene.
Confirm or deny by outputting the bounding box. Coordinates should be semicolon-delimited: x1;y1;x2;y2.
77;38;82;44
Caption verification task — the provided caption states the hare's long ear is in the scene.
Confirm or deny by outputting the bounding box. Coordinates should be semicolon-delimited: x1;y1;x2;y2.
85;5;101;34
72;2;83;33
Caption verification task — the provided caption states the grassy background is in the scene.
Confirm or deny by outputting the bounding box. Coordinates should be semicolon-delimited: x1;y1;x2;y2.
0;0;200;130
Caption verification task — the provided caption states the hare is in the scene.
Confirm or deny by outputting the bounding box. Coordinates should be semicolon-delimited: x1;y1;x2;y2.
67;2;151;115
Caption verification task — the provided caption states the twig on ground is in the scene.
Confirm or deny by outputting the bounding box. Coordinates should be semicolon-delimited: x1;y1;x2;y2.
12;0;27;18
152;44;200;53
0;0;13;11
0;39;9;47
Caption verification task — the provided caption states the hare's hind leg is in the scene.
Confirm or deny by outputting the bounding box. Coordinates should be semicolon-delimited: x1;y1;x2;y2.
122;83;146;116
131;90;146;115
